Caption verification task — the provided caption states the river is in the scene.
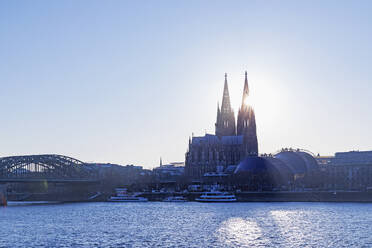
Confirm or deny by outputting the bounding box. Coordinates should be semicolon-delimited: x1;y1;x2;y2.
1;202;372;247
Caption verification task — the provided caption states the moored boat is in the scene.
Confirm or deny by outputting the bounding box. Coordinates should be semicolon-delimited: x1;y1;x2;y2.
108;188;148;202
195;191;237;202
163;196;187;202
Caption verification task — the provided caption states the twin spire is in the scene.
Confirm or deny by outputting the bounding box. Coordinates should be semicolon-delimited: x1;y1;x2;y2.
215;71;251;137
219;71;250;113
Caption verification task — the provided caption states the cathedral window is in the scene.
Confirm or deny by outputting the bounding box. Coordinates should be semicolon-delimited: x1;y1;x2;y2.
244;119;249;128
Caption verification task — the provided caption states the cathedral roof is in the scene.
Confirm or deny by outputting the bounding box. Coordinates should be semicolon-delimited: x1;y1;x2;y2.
191;134;220;145
221;135;243;145
191;134;243;146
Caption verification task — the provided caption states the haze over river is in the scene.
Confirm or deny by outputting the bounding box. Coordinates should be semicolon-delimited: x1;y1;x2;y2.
1;202;372;247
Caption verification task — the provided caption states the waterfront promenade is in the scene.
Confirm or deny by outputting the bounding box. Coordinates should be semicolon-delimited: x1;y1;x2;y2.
5;190;372;204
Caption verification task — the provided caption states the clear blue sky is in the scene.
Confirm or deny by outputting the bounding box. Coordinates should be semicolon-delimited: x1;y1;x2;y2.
1;1;372;168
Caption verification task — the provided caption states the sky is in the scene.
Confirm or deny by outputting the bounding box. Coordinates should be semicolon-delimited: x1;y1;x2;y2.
1;1;372;168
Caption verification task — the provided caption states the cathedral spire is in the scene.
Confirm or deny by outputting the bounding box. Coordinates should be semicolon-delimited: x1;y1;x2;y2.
216;101;221;126
221;73;232;113
241;71;249;109
215;73;236;137
237;71;258;155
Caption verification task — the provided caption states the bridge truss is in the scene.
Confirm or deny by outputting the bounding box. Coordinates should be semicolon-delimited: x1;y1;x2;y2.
0;154;98;183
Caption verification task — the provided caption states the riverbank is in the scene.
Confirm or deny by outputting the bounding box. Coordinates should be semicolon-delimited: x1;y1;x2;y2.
142;191;372;203
6;191;372;203
0;185;6;206
235;191;372;202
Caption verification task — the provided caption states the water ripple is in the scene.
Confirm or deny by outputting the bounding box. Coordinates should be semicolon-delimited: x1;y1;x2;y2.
1;202;372;247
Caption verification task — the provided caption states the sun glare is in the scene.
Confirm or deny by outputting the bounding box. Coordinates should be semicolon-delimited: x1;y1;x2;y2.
243;96;250;106
229;73;288;129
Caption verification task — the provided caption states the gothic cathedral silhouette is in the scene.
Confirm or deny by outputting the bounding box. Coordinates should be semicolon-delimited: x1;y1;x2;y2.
186;72;258;178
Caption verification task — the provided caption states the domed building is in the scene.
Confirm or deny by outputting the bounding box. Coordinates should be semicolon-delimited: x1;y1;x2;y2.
233;149;320;190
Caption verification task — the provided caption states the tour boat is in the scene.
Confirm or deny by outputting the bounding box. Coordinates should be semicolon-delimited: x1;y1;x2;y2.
108;188;148;202
163;196;188;202
195;191;237;202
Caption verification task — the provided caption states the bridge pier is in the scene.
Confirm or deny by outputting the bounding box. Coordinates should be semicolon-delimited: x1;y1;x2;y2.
0;184;7;206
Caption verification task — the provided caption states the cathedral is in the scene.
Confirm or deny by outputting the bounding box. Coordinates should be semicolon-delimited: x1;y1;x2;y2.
185;72;258;179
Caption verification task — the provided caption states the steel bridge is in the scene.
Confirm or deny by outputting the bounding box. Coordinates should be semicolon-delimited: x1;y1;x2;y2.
0;154;99;183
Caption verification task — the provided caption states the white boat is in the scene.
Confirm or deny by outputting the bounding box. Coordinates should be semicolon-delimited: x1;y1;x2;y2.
108;195;148;202
163;196;187;202
108;188;148;202
195;191;237;202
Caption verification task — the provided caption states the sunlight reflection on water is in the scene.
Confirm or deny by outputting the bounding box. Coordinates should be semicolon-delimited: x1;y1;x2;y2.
217;217;267;247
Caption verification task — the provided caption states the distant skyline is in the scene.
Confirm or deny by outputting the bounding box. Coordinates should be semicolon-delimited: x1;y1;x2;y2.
1;1;372;168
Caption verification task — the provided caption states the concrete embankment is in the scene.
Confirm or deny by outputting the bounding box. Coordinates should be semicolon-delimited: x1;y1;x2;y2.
235;191;372;202
141;191;372;203
0;185;7;206
7;192;110;203
7;191;372;203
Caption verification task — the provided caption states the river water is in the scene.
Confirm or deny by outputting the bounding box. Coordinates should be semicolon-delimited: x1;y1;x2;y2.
1;202;372;247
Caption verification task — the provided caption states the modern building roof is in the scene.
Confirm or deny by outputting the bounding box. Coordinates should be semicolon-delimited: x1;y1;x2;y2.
274;151;307;174
234;156;291;184
234;150;319;183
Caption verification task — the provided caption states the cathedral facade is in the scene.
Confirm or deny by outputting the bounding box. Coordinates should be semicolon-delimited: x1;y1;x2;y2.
185;72;258;179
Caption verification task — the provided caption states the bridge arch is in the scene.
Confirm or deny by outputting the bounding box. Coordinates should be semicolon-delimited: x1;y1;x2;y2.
0;154;97;182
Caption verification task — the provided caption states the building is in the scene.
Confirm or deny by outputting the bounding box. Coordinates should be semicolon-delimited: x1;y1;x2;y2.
185;72;258;179
86;163;149;187
153;161;185;179
234;148;320;191
316;151;372;190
